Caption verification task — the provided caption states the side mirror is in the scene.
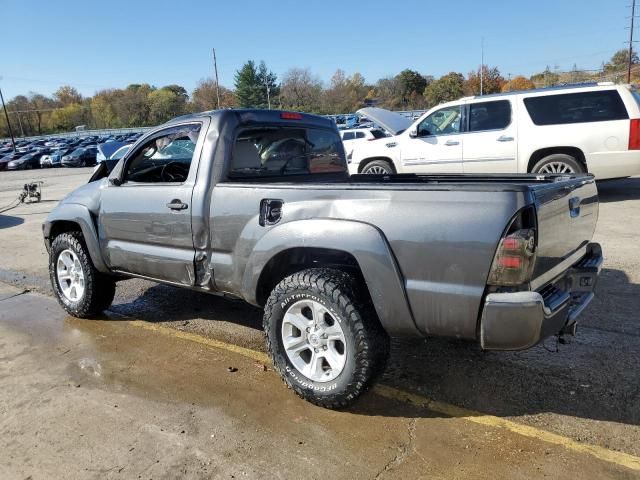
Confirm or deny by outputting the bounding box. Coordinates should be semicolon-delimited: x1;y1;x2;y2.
409;128;418;138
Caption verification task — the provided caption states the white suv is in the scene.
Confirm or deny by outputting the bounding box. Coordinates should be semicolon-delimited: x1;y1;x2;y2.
339;128;387;161
350;83;640;179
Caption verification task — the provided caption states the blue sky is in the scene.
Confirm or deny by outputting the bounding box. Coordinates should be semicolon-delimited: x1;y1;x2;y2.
0;0;628;100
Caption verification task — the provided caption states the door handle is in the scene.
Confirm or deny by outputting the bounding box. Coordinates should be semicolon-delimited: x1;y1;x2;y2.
497;135;514;142
166;199;188;210
444;140;460;146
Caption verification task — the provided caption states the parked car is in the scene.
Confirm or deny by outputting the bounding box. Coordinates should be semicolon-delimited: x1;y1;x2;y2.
61;146;98;167
7;151;43;170
44;109;601;408
340;128;388;160
0;152;22;171
350;82;640;178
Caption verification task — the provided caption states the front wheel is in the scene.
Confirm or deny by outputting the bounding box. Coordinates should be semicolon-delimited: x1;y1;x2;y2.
531;154;585;175
361;159;394;175
49;232;115;318
263;268;389;409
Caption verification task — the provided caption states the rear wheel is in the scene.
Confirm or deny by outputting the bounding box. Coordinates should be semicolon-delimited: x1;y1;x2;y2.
361;159;394;175
531;154;585;174
49;232;115;318
264;268;389;409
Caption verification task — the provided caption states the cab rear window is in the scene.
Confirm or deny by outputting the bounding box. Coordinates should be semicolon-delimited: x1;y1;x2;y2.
524;90;628;125
228;127;347;178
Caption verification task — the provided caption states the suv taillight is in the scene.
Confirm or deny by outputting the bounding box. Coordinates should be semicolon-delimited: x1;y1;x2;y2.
488;206;537;286
629;119;640;150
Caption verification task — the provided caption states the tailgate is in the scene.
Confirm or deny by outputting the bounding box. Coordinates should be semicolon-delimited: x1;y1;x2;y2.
530;176;599;289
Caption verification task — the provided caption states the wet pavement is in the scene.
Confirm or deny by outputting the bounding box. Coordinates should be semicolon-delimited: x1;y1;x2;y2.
0;282;636;479
1;168;640;478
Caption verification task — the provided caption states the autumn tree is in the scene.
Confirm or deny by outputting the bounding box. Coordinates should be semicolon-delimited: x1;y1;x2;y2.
148;85;188;124
324;70;369;113
191;78;236;111
501;75;535;92
530;66;560;87
423;72;465;106
279;68;323;112
54;86;83;106
605;49;639;74
464;66;505;95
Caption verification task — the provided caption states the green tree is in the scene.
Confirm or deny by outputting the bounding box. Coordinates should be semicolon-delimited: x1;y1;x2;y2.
396;69;429;108
148;86;188;124
49;103;87;131
423;72;465;106
234;60;262;108
256;61;279;108
530;66;560;87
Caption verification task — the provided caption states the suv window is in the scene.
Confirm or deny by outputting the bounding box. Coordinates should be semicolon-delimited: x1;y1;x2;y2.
124;124;201;183
229;127;346;178
370;129;387;139
524;90;628;125
355;131;366;139
342;132;355;141
469;100;511;132
417;106;461;137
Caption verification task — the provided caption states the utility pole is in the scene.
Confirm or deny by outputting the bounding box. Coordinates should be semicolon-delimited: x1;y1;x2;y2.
0;80;16;151
628;0;637;83
265;80;271;110
212;48;221;109
480;36;484;95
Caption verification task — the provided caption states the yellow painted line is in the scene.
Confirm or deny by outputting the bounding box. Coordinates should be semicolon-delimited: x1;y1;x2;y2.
126;320;640;472
128;320;270;364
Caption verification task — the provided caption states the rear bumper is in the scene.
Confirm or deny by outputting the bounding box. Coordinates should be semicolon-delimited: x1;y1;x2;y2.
480;242;602;350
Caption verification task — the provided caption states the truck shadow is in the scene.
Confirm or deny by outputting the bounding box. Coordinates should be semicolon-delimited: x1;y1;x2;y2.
0;214;25;230
108;267;639;427
597;176;640;202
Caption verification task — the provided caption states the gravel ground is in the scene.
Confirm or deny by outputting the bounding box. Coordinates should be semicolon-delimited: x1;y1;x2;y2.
1;167;639;461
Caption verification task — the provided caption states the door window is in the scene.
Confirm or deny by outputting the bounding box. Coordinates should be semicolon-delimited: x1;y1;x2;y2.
417;106;462;137
123;124;201;183
355;131;366;139
468;100;511;132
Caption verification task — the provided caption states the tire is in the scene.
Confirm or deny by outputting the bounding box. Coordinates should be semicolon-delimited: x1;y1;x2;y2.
49;231;115;318
263;268;390;409
361;159;395;175
531;153;585;175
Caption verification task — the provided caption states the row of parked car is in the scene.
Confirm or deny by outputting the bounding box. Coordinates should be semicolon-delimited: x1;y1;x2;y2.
0;132;142;171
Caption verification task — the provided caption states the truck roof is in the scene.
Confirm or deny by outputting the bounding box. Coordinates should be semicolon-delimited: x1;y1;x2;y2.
165;109;336;130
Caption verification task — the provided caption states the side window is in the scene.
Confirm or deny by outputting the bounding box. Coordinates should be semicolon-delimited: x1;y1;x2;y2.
417;106;462;137
342;132;355;141
355;131;366;139
123;124;201;183
524;90;629;126
469;100;511;132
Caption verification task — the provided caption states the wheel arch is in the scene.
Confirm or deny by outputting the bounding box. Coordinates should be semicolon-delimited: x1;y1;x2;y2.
527;146;587;173
243;219;418;336
44;204;109;273
358;156;397;174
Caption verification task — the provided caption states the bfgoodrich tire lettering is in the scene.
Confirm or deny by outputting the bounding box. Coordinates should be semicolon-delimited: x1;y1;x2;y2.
49;231;115;318
263;268;389;409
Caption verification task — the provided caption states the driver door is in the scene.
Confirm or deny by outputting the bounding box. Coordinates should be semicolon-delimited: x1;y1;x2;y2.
98;122;206;285
400;105;464;173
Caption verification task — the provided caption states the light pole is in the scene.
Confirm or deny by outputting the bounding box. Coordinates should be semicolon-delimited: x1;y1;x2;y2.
0;77;16;151
212;48;221;109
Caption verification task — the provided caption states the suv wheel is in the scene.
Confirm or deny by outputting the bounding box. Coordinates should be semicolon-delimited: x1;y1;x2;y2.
361;159;394;175
531;154;585;174
263;268;389;409
49;232;116;318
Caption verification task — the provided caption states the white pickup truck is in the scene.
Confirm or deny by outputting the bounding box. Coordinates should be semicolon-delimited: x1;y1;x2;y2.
350;83;640;179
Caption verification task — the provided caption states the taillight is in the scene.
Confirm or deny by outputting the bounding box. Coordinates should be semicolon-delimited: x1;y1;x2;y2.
487;227;536;286
629;119;640;150
281;112;303;120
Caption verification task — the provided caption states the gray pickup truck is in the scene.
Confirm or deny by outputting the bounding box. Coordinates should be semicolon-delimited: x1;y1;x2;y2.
44;109;602;408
